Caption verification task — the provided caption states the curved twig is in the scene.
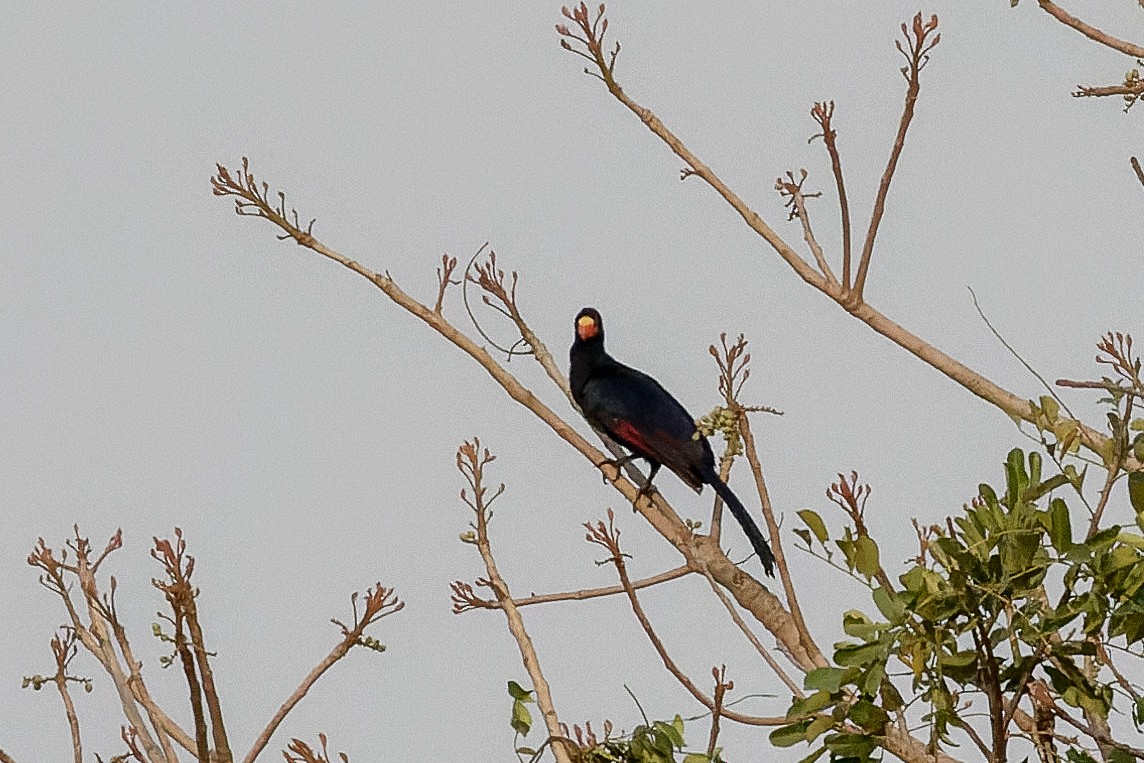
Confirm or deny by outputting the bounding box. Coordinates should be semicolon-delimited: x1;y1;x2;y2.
461;244;531;359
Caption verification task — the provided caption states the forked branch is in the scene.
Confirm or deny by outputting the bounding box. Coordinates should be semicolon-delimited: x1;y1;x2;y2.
210;160;814;656
555;6;1137;474
245;585;403;763
455;439;574;763
585;511;788;727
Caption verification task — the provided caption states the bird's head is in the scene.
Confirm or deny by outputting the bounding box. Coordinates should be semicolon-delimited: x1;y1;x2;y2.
575;307;603;343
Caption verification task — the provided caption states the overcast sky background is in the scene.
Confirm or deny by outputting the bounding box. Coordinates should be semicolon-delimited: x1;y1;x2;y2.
2;2;1141;761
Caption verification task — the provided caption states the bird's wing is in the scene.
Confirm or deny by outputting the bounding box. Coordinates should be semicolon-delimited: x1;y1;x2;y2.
579;366;709;491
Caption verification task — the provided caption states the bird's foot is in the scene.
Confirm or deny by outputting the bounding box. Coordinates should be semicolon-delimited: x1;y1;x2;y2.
630;481;659;511
597;455;637;484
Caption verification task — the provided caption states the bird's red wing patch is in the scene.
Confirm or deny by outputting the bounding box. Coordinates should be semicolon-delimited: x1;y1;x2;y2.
612;418;653;454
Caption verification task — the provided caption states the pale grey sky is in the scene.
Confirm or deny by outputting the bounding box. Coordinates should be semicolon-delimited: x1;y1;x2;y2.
2;2;1141;761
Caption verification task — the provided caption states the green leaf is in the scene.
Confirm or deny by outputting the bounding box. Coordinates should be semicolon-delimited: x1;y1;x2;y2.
770;720;812;748
1129;472;1144;515
791;689;835;716
1065;749;1099;763
1109;748;1136;763
507;681;533;702
1028;448;1043;484
938;650;978;667
804;667;846;693
653;718;685;749
1049;498;1073;552
979;482;999;507
879;678;905;712
861;660;885;697
805;715;834;742
1005;448;1029;506
842;610;878;640
834;642;884;667
795;746;828;763
683;755;712;763
798;509;830;543
848;699;890;733
854;535;881;578
824;732;878;759
511;697;532;736
872;586;905;622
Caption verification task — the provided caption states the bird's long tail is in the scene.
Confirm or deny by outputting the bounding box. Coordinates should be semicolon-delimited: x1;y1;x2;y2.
708;474;776;577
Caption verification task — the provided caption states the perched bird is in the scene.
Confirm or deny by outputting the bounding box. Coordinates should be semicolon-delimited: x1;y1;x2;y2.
569;307;776;577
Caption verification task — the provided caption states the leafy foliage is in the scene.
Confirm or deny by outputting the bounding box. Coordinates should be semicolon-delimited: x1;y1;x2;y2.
787;448;1144;761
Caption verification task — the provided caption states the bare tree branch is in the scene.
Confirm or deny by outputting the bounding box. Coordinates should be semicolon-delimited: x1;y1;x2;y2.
456;439;575;763
209;160;817;664
244;586;402;763
1037;0;1144;58
585;511;789;727
553;7;1139;474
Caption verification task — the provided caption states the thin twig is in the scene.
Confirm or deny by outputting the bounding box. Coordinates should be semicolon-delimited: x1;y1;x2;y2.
1052;703;1144;758
740;415;826;668
452;564;692;611
102;586;184;762
1056;378;1143;396
811;101;853;288
434;253;460;313
152;530;232;763
49;629;83;763
969;286;1074;416
789;174;838;286
854;14;940;301
1089;456;1123;538
707;666;730;759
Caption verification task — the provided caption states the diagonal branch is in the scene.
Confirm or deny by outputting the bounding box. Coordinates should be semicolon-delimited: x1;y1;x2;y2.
210;160;824;667
1036;0;1144;58
243;585;403;763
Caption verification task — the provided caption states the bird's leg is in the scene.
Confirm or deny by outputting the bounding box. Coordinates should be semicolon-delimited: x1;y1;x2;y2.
597;452;639;484
631;462;661;510
596;455;660;508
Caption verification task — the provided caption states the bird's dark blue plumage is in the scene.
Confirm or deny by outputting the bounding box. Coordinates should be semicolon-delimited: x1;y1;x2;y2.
569;307;776;577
